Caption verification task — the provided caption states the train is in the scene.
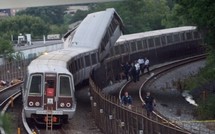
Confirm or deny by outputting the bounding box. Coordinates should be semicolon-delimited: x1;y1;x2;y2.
22;8;203;125
22;8;124;125
110;26;202;60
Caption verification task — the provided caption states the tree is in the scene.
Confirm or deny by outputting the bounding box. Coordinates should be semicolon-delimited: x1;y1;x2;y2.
0;39;14;55
70;0;170;34
0;15;49;39
17;6;67;25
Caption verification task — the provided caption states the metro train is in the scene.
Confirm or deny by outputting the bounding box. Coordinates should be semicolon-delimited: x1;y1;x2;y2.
22;8;124;124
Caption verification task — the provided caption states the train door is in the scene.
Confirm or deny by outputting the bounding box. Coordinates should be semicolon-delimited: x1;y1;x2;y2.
44;73;57;110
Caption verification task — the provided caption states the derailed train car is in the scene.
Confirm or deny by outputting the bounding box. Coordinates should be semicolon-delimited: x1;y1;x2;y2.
22;8;124;125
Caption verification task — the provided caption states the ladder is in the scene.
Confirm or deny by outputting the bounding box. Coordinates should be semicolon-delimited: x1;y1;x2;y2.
46;107;53;132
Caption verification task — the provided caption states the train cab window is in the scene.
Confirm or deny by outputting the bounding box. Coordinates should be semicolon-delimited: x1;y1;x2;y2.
114;46;120;55
148;38;154;48
29;75;42;95
173;34;180;42
193;31;200;39
120;45;125;54
155;37;161;46
137;40;143;50
91;53;97;65
143;40;147;49
131;42;136;52
161;36;166;46
186;32;192;40
167;35;173;44
59;76;71;96
84;55;91;67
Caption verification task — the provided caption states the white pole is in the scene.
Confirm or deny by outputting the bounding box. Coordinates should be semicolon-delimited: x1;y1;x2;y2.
43;35;46;44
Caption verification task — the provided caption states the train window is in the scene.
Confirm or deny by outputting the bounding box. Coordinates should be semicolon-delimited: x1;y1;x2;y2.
29;75;42;95
161;36;166;45
193;31;200;39
167;35;173;44
181;32;185;41
78;58;82;69
110;48;114;57
137;40;143;50
186;32;192;40
120;45;125;54
155;37;161;46
59;76;71;96
91;53;97;65
143;40;147;49
124;43;130;52
71;62;76;73
173;34;180;42
148;38;154;48
84;55;91;67
115;45;120;55
131;42;136;52
74;60;78;71
81;57;84;68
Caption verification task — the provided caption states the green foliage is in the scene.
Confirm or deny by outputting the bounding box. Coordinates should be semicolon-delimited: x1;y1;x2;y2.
197;94;215;119
0;15;49;39
17;6;67;25
0;114;13;134
0;38;14;56
49;24;68;35
72;0;170;34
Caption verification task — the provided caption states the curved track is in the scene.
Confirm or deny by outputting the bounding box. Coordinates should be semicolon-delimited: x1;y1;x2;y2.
0;82;23;134
119;54;206;133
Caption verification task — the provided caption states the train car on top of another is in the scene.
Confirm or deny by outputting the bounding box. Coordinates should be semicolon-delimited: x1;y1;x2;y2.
23;8;124;125
64;8;124;62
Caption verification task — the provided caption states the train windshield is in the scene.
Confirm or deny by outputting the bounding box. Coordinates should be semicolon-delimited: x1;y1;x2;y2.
59;76;71;96
29;75;42;95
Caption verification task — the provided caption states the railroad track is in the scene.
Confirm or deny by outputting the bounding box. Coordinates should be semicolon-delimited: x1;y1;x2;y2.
0;82;23;134
119;54;206;133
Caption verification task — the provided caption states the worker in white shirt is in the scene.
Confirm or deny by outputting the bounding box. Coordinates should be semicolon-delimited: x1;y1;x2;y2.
138;58;144;74
143;57;150;75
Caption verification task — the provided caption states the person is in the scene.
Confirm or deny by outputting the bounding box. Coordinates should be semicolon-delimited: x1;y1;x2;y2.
135;60;140;81
143;57;150;75
143;92;156;117
138;57;144;74
129;62;136;82
121;62;131;81
121;91;132;109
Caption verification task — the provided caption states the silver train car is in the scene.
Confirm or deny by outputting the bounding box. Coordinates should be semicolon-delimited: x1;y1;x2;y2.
109;26;202;61
22;8;124;124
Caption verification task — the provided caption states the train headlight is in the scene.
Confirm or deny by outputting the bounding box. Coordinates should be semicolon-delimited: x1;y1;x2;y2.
35;102;40;106
66;102;71;107
29;101;34;106
60;103;65;107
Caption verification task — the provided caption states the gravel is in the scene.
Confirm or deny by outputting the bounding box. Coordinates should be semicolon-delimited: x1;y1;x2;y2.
146;60;215;134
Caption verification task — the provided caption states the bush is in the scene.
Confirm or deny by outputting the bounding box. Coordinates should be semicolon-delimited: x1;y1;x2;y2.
197;94;215;120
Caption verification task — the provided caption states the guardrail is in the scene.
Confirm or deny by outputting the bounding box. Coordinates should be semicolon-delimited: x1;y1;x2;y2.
89;77;189;134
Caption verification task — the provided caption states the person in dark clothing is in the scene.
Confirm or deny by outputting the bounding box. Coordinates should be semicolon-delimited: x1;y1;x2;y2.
121;91;132;109
129;62;137;82
143;92;156;117
122;62;131;81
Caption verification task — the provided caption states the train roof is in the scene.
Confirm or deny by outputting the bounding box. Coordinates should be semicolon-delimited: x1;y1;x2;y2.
117;26;197;43
27;47;91;74
70;8;118;49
